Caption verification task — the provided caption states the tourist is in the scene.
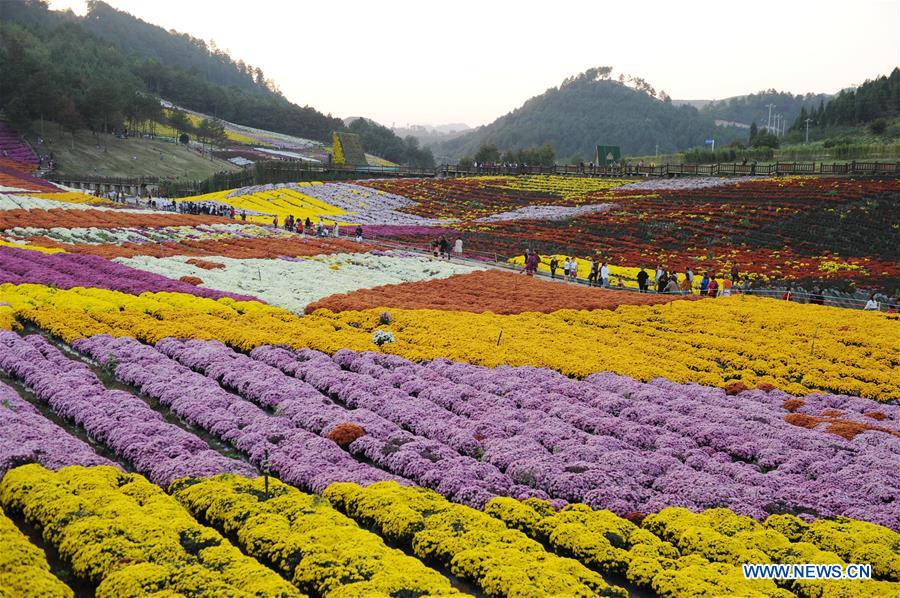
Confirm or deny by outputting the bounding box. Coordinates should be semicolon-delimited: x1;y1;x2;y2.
600;261;610;288
439;236;450;260
685;267;694;287
317;218;325;237
810;286;825;305
305;217;312;233
569;257;578;282
700;273;710;296
563;257;571;280
240;210;246;221
355;225;363;242
782;286;793;301
864;293;879;311
637;267;649;292
655;264;665;286
272;215;278;228
730;263;740;284
656;271;668;294
741;275;751;294
616;276;624;288
664;274;680;293
708;276;719;297
721;276;732;297
296;219;303;235
454;238;463;256
333;222;340;238
679;274;692;295
588;258;599;286
549;255;559;279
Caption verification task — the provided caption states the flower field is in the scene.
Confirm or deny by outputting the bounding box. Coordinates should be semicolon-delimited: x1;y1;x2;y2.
0;170;897;597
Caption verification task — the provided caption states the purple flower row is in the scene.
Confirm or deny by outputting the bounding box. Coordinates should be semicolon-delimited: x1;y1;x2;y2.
0;380;113;477
72;335;396;492
0;331;253;486
0;246;259;301
258;346;899;529
156;338;539;506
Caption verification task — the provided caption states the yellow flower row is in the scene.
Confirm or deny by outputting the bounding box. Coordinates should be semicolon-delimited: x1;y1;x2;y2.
0;506;72;597
2;283;897;400
485;175;633;200
0;465;301;598
179;185;348;224
171;475;461;597
324;481;627;597
763;514;899;581
0;239;66;254
485;498;790;597
487;499;899;597
643;508;898;596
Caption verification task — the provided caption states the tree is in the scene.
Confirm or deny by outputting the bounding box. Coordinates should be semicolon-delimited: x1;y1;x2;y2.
748;121;758;146
168;109;191;138
474;143;500;163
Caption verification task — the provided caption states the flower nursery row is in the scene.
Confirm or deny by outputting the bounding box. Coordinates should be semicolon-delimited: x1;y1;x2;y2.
0;246;258;301
1;319;897;528
3;282;896;400
305;269;695;314
0;323;896;595
115;252;482;313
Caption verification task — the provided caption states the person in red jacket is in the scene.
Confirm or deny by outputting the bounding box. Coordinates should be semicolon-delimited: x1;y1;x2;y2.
783;286;793;301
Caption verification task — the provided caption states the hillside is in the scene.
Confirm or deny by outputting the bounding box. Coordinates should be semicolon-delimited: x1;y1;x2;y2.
435;67;747;160
40;123;240;180
0;1;344;143
699;90;833;130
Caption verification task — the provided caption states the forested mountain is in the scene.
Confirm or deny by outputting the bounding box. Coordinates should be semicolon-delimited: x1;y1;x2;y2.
815;68;900;127
435;67;746;161
0;0;342;141
699;90;833;128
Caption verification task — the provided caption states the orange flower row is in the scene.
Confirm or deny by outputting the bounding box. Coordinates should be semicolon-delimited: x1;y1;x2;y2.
305;269;697;315
23;235;369;259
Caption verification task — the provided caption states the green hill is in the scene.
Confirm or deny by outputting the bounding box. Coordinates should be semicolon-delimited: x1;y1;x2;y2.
0;0;341;142
435;67;747;161
41;123;240;180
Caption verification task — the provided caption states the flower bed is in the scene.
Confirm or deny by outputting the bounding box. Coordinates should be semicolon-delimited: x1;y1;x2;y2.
0;208;231;231
0;246;259;301
0;506;73;598
0;379;113;477
72;334;398;493
306;269;695;314
0;331;254;486
5;284;897;400
0;465;300;597
116;252;482;313
325;480;627;597
171;475;462;596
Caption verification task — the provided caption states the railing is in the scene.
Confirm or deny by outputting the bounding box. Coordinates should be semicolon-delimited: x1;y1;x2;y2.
45;159;900;198
441;160;900;178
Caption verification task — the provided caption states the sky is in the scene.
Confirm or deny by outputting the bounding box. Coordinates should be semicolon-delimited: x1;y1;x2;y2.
49;0;900;128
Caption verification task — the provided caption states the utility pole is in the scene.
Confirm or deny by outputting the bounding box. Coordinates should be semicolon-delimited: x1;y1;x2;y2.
655;143;659;158
804;118;812;144
765;103;776;133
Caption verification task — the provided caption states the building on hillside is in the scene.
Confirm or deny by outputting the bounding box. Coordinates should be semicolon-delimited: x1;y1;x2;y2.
331;131;367;166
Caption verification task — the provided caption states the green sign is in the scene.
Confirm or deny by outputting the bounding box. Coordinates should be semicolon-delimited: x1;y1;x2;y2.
595;145;621;166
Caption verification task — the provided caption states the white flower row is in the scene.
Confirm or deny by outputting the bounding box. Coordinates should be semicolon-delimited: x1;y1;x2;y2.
5;223;290;245
0;194;169;213
476;203;616;223
116;252;483;313
617;176;762;192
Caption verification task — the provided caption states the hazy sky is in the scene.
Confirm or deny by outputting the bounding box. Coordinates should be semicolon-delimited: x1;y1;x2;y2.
49;0;899;128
